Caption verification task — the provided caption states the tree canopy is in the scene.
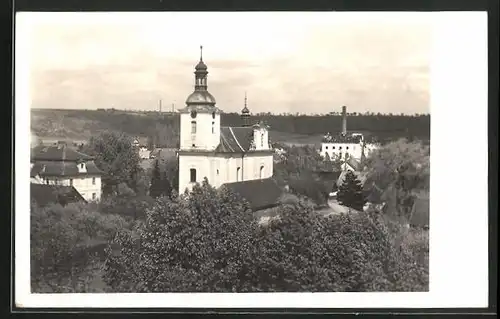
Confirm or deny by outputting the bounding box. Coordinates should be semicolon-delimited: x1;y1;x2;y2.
83;131;142;196
337;171;367;211
103;179;428;292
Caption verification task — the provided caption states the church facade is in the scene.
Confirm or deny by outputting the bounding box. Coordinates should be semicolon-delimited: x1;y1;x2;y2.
177;47;274;194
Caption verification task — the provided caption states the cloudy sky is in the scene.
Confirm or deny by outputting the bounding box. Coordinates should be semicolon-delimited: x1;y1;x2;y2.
20;12;431;114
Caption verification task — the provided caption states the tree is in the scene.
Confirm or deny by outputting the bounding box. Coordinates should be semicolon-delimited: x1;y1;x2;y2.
83;131;142;196
363;139;430;219
149;160;163;198
336;171;366;211
103;179;258;292
31;201;129;292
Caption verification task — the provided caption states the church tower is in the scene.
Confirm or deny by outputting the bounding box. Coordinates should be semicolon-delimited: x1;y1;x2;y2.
179;46;221;151
241;91;251;127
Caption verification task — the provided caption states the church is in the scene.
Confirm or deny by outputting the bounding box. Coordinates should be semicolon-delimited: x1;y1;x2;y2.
177;47;275;196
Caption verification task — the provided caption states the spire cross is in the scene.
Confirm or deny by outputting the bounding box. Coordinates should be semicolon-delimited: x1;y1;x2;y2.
244;91;247;107
200;45;203;61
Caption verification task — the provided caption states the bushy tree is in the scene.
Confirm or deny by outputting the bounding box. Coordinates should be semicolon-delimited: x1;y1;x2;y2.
288;173;329;207
83;131;142;196
31;201;129;292
102;182;428;292
103;179;259;292
337;171;366;211
364;139;430;218
99;183;155;221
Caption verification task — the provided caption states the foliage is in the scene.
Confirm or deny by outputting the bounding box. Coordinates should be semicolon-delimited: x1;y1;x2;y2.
103;181;428;292
288;173;329;207
149;160;163;198
82;131;142;196
103;179;258;292
363;139;430;219
31;201;129;292
337;171;367;211
99;183;155;221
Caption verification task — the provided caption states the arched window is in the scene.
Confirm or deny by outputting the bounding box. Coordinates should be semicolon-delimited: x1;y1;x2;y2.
190;168;197;183
236;167;241;182
260;133;264;147
191;121;197;134
212;121;215;134
259;165;264;179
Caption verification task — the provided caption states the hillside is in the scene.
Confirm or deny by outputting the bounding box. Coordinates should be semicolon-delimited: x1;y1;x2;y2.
31;109;430;147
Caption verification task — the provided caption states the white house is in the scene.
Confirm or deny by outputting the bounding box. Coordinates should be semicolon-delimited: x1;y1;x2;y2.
320;106;379;161
177;47;274;194
30;143;103;202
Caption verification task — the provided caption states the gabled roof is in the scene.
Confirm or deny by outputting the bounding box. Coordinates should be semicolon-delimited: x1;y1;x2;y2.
215;126;254;153
30;183;87;207
345;156;362;171
32;145;93;162
221;178;283;211
31;161;103;177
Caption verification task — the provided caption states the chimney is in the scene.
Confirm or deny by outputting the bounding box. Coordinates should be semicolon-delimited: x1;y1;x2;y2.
341;105;347;136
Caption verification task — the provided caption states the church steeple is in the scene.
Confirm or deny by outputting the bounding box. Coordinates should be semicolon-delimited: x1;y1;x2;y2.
241;91;251;127
185;45;216;107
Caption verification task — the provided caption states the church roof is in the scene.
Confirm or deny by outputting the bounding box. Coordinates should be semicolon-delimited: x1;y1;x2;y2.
215;126;255;153
221;178;283;211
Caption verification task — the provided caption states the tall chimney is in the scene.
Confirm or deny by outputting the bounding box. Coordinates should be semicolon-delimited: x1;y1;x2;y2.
341;105;347;136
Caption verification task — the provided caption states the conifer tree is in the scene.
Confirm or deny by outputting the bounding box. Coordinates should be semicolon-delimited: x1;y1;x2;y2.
149;160;163;198
336;170;366;211
162;170;173;198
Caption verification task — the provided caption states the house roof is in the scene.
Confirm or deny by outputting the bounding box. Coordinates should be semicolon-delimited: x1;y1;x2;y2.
221;178;283;211
30;183;87;207
215;126;254;153
31;161;103;177
322;134;362;144
32;145;93;162
345;156;362;171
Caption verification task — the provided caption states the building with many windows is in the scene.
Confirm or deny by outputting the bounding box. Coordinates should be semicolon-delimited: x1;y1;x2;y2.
30;142;103;202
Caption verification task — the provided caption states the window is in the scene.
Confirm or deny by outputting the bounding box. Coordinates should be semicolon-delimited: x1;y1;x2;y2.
236;167;241;182
339;146;342;150
70;179;73;186
212;121;215;134
216;169;219;175
212;111;216;119
332;146;336;149
92;193;96;200
260;133;264;147
45;179;49;185
325;146;328;150
192;143;196;147
346;146;349;150
260;165;264;179
191;121;197;134
80;163;84;169
190;168;197;183
92;177;96;185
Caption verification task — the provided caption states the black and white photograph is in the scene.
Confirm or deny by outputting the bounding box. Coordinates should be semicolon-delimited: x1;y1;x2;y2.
14;11;489;309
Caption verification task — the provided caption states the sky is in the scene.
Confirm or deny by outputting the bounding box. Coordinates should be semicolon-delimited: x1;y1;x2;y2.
20;12;431;115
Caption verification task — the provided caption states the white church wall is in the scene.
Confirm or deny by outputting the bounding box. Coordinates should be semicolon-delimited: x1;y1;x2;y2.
179;111;220;151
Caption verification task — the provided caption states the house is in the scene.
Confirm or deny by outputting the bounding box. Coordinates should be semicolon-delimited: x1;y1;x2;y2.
30;144;103;202
30;183;87;207
177;47;274;193
221;178;283;212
